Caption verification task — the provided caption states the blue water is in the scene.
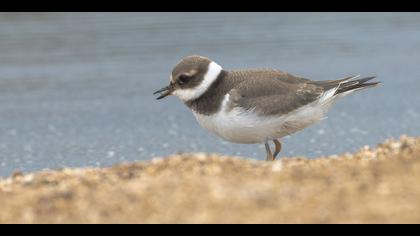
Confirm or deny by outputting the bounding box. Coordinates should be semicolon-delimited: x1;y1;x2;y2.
1;13;420;176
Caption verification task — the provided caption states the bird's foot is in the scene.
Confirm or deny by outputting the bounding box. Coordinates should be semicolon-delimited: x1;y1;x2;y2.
273;139;282;160
265;139;282;161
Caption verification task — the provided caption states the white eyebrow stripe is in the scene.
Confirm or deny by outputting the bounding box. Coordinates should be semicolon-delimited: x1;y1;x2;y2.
172;61;222;101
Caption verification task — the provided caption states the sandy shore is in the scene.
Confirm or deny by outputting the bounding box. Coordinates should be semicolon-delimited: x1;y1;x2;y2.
1;136;420;223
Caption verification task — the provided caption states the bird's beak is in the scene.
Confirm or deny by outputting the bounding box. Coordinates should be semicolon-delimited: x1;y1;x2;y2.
153;84;174;100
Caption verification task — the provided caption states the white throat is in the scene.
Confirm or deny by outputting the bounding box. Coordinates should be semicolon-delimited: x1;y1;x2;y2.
173;61;222;102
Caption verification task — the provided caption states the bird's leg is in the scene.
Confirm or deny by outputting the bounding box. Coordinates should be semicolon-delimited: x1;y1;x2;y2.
272;139;282;160
265;141;274;161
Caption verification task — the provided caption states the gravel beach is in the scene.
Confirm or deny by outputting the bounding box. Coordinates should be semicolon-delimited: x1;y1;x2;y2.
1;135;420;223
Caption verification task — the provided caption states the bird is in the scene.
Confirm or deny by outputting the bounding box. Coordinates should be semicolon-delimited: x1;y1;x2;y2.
154;55;379;161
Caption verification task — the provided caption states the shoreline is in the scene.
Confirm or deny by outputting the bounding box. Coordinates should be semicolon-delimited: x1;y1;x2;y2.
1;135;420;223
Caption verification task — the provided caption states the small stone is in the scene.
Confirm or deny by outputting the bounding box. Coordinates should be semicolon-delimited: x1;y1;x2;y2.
22;174;34;184
196;153;208;161
151;157;164;164
390;142;401;150
271;161;283;172
12;171;23;178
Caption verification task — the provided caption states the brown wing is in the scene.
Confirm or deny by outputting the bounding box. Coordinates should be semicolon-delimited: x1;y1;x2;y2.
226;69;325;116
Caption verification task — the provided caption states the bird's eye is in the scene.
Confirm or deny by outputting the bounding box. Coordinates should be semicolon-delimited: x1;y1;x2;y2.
178;74;191;85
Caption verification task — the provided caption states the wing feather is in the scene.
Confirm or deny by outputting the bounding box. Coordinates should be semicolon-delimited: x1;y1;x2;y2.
227;70;324;116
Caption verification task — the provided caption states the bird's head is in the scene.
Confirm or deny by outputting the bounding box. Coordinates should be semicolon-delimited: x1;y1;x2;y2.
154;55;223;102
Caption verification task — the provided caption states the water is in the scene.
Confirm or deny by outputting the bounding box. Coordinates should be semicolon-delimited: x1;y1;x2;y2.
1;13;420;176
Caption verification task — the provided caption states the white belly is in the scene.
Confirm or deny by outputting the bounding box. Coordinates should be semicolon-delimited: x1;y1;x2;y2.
192;94;337;144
